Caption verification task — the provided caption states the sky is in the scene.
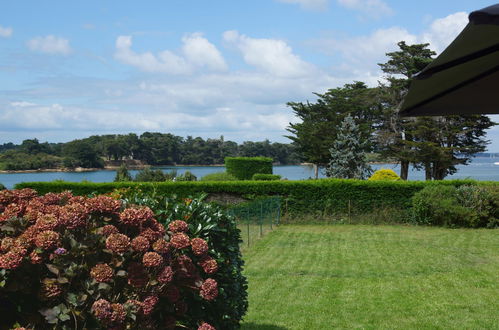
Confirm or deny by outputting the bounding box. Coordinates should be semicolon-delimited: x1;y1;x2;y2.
1;0;499;151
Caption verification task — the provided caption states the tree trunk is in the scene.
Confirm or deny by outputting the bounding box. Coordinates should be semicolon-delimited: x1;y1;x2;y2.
400;161;409;180
424;163;432;181
313;163;319;179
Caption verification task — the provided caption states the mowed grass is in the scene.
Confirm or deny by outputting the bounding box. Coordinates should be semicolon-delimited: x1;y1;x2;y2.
241;225;499;329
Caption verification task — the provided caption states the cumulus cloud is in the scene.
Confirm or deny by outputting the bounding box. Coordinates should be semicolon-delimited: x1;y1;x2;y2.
114;33;227;74
27;35;72;55
0;25;13;38
337;0;393;19
223;30;316;78
276;0;329;11
420;12;468;53
310;12;469;77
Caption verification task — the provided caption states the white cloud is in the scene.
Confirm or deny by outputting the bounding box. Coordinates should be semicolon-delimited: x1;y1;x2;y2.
114;33;227;74
27;35;71;55
309;12;469;79
337;0;393;19
0;25;13;38
182;33;227;71
276;0;329;10
420;12;468;53
223;30;316;78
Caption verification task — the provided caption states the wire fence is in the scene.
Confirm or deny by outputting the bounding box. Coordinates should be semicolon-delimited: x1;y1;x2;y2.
228;196;281;249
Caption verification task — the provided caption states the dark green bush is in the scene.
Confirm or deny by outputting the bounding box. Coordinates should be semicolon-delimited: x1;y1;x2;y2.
134;168;169;182
176;170;197;181
114;164;132;182
412;185;498;228
200;172;237;181
252;173;281;181
225;157;272;180
0;182;5;190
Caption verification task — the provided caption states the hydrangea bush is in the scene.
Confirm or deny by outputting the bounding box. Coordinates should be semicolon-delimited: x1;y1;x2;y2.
0;188;247;329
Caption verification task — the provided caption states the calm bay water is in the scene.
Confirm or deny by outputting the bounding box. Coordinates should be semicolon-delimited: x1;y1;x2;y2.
0;158;498;189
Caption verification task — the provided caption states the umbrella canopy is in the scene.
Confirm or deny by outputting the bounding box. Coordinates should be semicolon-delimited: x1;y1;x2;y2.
399;4;499;117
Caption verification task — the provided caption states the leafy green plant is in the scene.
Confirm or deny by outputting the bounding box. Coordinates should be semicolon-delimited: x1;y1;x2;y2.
225;157;272;180
412;185;498;228
368;169;401;181
251;174;281;181
114;164;132;182
175;171;197;182
0;188;247;329
0;182;5;190
134;168;169;182
200;172;237;181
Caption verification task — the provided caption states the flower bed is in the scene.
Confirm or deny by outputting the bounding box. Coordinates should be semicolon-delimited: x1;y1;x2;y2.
0;188;247;329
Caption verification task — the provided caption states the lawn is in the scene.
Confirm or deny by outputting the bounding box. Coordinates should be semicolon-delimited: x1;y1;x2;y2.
240;225;499;329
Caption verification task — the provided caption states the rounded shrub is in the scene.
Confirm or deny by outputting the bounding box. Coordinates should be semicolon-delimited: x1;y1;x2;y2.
225;157;272;180
368;169;401;181
411;184;498;228
0;188;247;329
200;172;237;181
252;173;281;181
0;182;5;190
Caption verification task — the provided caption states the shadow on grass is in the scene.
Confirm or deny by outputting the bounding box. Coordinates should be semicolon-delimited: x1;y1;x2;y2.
241;323;288;330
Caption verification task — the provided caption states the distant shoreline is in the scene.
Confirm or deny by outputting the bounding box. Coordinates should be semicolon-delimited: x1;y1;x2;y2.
0;162;396;174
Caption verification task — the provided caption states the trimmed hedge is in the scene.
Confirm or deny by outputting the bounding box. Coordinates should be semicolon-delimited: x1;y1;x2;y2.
15;179;497;216
225;157;272;180
252;174;281;181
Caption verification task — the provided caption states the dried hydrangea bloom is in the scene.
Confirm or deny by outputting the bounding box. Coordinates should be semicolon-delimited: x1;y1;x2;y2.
175;300;188;316
35;214;59;231
30;250;43;264
106;233;130;254
110;303;126;323
59;202;89;229
170;233;190;249
24;199;46;221
13;188;38;202
157;266;173;284
40;279;62;300
198;256;218;274
86;195;121;215
140;228;162;243
18;226;39;246
0;237;14;252
142;295;159;316
40;191;73;206
173;255;198;279
92;299;113;321
152;239;170;254
119;207;154;226
1;202;26;222
200;278;218;301
165;285;180;303
90;263;114;283
143;252;163;267
191;238;208;256
131;236;150;252
0;248;26;269
127;262;148;288
149;219;166;235
168;220;188;233
34;230;60;250
198;322;216;330
101;224;119;237
125;299;143;313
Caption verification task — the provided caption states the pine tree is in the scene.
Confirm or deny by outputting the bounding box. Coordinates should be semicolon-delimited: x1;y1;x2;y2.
326;115;372;179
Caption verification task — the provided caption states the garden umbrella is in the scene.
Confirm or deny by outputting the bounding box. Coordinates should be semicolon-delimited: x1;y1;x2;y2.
399;4;499;117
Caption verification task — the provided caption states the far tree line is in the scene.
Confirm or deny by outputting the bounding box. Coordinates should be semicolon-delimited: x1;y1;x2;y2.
0;134;301;171
287;41;497;180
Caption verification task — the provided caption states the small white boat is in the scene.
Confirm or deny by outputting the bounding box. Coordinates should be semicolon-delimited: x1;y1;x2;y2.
494;162;499;165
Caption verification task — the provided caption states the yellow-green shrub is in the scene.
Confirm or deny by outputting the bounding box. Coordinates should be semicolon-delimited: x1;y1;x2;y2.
368;169;401;181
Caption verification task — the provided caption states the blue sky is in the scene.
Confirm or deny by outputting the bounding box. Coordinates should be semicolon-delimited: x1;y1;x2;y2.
1;0;498;151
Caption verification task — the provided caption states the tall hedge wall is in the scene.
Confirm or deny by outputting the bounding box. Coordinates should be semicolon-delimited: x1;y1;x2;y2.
224;157;272;180
15;179;496;216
